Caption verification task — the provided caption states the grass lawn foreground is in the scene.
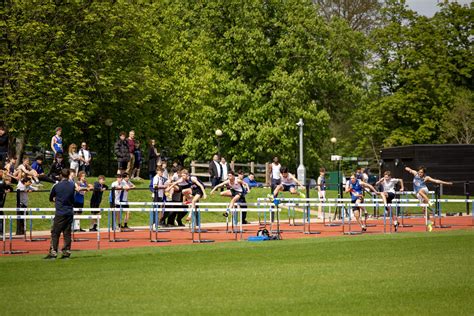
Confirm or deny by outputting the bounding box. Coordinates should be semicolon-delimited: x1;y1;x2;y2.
0;230;473;315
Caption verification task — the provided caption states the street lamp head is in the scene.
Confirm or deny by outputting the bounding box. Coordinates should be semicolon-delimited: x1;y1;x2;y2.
330;137;337;144
296;118;304;127
215;129;223;137
105;118;113;127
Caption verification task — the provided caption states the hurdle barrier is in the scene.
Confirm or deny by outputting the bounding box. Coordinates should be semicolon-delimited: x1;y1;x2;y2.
1;214;101;254
1;197;472;254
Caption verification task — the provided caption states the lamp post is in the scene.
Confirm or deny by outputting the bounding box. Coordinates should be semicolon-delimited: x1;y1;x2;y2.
296;118;306;184
105;118;113;176
215;129;223;157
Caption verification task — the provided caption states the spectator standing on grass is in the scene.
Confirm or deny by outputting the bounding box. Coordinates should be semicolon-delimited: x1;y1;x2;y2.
45;169;75;259
48;153;66;182
161;160;169;179
16;177;37;235
209;154;222;188
78;142;92;176
50;127;63;155
68;144;81;174
126;130;136;176
0;170;13;235
73;171;92;232
237;170;250;224
150;167;168;227
166;166;186;227
316;168;327;219
120;173;135;231
0;126;9;168
148;139;160;180
220;157;229;182
89;175;107;232
31;156;54;183
132;140;143;180
269;156;281;194
114;132;130;175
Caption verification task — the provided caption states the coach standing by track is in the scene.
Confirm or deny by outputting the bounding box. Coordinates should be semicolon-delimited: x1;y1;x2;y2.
45;169;75;260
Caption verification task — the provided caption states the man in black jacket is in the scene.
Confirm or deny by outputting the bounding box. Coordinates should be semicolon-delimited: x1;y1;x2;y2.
0;126;9;169
208;154;222;188
114;132;130;175
0;170;13;234
45;169;75;259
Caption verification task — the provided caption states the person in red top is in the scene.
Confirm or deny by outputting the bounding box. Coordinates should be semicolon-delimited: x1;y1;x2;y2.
126;130;136;176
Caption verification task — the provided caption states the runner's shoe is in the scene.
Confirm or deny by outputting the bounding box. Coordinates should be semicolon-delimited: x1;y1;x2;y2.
427;221;433;232
393;221;399;232
361;225;367;232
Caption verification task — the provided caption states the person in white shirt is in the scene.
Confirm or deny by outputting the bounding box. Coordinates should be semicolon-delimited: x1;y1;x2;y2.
269;156;281;193
78;142;92;176
151;167;169;226
375;171;404;231
220;157;229;182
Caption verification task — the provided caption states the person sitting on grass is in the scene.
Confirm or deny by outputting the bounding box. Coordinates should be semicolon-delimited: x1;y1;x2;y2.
210;170;250;217
4;156;20;184
404;166;452;232
269;167;305;199
243;172;263;188
17;157;41;186
345;173;377;232
167;169;206;222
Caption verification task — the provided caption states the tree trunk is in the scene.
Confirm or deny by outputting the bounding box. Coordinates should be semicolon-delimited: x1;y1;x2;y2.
15;135;26;167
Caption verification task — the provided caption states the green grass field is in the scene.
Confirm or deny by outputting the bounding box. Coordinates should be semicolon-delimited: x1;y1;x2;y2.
3;180;470;231
0;230;473;315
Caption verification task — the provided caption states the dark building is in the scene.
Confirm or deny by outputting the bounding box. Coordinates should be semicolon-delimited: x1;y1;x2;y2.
380;145;474;195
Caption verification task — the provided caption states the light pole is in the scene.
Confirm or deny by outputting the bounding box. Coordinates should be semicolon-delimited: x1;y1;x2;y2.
105;118;113;176
215;129;223;157
296;118;306;184
330;137;341;198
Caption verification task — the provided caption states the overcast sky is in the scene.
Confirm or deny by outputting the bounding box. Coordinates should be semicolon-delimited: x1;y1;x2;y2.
405;0;472;17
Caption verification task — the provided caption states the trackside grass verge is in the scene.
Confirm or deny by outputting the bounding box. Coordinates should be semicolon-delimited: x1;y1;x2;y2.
0;229;473;315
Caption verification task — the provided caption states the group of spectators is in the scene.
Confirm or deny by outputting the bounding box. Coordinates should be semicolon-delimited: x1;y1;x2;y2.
208;154;263;189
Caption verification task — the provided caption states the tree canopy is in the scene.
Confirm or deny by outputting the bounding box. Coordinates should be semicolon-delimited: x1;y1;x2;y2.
1;0;472;176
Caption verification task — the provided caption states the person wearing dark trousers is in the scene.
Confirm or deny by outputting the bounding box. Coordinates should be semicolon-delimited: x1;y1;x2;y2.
16;177;37;235
0;170;13;234
166;168;186;226
150;167;168;227
147;139;160;180
114;132;130;175
45;169;76;260
208;154;222;188
0;126;9;169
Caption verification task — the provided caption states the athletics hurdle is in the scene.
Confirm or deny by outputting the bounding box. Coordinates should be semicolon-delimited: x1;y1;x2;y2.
1;214;101;254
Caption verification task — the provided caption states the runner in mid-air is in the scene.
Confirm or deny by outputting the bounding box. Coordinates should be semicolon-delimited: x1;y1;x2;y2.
405;166;452;231
345;173;377;232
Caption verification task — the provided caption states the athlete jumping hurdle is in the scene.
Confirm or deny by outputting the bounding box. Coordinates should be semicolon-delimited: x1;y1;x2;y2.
405;166;452;231
345;173;378;232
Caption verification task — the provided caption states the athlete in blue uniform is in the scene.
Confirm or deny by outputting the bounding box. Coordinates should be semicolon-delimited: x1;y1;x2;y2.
405;166;452;231
345;174;377;232
51;127;63;154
